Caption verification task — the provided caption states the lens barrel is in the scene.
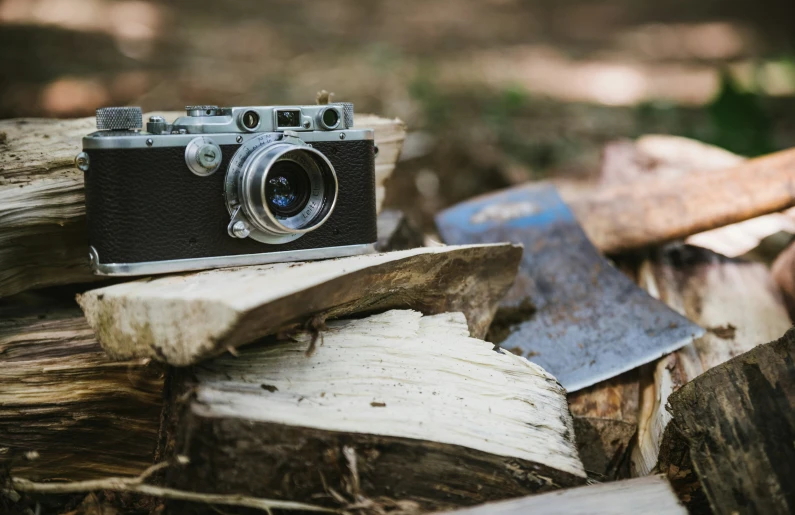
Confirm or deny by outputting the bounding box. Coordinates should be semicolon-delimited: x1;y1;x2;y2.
235;142;337;242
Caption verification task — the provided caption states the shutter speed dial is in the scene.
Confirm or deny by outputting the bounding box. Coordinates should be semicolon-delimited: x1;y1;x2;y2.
185;136;222;176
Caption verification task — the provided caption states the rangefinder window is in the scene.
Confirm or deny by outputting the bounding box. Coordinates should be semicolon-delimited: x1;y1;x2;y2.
276;109;301;128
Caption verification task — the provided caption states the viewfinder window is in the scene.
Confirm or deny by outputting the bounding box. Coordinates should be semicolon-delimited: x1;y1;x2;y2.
276;109;301;128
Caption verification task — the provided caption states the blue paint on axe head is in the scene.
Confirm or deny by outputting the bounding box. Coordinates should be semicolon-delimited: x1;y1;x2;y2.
435;183;704;392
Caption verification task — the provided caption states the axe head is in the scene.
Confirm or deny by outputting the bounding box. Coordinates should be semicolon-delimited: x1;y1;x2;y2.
436;183;704;391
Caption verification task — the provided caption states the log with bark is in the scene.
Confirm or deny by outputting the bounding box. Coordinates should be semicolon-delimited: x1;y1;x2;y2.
0;292;164;481
167;310;587;513
630;245;791;500
77;244;522;366
437;475;686;515
569;145;795;254
595;135;795;260
662;327;795;515
0;113;405;299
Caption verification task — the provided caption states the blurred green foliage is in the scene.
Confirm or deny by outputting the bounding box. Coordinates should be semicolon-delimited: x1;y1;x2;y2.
706;70;774;156
408;60;795;180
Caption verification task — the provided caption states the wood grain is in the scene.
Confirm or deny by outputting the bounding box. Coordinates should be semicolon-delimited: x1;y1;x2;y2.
436;475;686;515
77;244;522;366
0;293;165;481
570;146;795;254
567;370;639;480
631;245;791;495
665;327;795;515
168;310;586;513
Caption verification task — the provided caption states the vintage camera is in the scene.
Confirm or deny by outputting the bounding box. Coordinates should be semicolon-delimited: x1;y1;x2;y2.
77;103;377;276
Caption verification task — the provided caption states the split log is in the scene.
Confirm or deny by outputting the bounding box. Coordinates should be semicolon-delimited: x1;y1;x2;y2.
567;371;639;480
0;113;405;299
593;135;795;258
630;245;791;484
436;475;686;515
0;292;164;481
663;327;795;515
571;145;795;254
77;244;522;366
167;310;587;513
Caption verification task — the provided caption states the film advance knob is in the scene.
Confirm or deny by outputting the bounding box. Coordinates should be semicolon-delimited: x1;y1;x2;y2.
95;107;143;131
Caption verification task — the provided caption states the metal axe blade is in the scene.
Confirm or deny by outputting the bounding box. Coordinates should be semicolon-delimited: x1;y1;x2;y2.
435;183;704;392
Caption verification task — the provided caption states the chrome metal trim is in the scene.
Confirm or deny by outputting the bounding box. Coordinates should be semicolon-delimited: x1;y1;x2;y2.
224;133;338;245
82;129;374;149
88;243;376;276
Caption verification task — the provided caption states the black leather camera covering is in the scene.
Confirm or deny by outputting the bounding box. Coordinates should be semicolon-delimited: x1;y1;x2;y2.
84;140;377;263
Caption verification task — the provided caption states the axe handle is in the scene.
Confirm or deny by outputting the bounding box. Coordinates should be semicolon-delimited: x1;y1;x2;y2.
570;147;795;254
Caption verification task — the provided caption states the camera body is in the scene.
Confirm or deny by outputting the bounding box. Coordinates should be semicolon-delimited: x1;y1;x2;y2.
79;104;377;276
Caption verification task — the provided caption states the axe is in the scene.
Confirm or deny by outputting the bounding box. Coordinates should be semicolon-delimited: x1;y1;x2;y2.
436;147;795;391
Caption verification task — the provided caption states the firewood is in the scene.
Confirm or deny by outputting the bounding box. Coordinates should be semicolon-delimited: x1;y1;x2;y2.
572;145;795;254
167;310;587;513
772;241;795;320
567;371;639;480
77;244;522;366
631;245;791;485
0;293;164;481
663;327;795;515
0;113;405;299
436;475;686;515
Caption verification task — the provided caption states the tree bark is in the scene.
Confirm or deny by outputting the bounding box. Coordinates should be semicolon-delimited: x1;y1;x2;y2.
168;310;586;513
0;293;165;481
664;327;795;515
0;113;405;299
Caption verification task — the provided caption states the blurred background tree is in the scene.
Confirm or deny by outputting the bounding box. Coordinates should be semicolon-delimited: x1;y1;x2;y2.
2;0;794;227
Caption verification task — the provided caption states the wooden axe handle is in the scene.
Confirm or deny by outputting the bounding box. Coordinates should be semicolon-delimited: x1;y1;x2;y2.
569;147;795;254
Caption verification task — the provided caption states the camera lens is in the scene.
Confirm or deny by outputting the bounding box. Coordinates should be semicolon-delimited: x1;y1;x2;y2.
230;142;338;244
265;161;311;218
242;110;260;130
321;108;340;129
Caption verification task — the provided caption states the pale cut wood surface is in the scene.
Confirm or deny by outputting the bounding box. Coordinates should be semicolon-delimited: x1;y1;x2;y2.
169;310;586;513
631;245;791;480
436;475;686;515
0;293;165;481
0;112;405;298
772;241;795;320
572;145;795;254
77;244;522;366
665;328;795;515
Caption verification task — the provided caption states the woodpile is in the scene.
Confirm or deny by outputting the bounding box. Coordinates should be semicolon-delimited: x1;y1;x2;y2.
2;112;795;515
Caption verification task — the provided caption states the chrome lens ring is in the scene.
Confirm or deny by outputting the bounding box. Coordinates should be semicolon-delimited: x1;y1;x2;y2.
240;143;338;238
